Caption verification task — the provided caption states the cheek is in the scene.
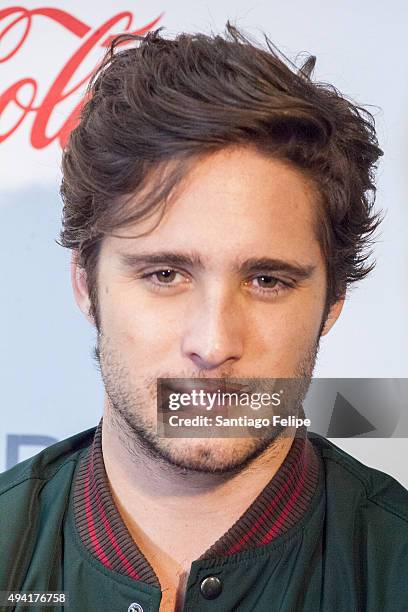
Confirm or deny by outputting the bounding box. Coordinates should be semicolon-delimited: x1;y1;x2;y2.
102;291;181;358
251;291;325;366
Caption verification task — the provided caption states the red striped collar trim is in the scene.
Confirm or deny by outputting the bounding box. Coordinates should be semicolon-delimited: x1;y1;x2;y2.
73;421;321;585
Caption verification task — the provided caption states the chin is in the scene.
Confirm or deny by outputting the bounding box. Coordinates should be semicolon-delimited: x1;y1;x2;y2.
158;436;272;474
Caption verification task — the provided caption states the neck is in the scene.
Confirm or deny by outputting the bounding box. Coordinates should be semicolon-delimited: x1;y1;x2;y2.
75;407;318;602
101;409;297;522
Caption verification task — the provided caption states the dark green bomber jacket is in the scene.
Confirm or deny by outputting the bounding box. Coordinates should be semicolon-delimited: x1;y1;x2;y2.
0;426;408;612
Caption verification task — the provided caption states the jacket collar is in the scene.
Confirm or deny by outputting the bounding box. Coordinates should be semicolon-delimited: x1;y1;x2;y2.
73;420;320;586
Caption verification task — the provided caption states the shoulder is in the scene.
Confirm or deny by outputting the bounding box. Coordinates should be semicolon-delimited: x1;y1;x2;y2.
0;426;96;499
0;427;96;591
309;432;408;528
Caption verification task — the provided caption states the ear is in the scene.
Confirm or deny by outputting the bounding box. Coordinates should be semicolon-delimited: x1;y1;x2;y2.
70;251;95;326
320;297;345;336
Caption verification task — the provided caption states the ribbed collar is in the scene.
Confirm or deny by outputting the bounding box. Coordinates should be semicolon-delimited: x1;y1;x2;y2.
73;420;320;588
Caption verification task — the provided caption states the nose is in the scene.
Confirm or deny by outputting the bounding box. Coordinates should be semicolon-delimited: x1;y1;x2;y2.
181;286;245;372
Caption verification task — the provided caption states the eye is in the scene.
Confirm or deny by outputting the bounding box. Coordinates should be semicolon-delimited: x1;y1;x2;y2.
253;275;279;289
246;274;292;298
152;269;179;283
140;268;189;292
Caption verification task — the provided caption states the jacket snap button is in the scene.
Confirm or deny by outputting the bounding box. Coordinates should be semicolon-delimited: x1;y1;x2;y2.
200;576;223;599
128;604;143;612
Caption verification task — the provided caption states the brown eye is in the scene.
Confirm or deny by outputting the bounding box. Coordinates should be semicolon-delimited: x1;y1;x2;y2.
141;268;190;292
154;269;177;283
254;275;279;288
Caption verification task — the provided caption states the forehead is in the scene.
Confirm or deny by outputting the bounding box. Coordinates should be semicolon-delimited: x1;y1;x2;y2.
103;147;322;264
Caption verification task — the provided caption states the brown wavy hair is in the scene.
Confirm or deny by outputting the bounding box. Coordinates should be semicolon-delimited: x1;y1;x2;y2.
58;22;383;330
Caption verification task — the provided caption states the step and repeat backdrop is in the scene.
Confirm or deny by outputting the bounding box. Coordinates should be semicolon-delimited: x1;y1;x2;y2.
1;1;407;485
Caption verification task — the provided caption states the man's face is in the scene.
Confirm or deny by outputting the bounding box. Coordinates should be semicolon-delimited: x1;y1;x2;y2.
74;146;342;472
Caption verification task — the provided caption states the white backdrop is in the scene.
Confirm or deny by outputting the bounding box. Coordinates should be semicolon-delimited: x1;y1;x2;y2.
1;0;407;485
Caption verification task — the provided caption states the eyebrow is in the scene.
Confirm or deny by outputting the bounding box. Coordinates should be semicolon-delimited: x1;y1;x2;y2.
118;251;316;280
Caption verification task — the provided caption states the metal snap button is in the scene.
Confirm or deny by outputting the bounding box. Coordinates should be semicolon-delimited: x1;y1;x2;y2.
200;575;223;599
128;604;143;612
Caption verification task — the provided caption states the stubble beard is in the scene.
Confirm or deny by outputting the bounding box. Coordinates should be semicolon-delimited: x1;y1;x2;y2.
93;328;320;476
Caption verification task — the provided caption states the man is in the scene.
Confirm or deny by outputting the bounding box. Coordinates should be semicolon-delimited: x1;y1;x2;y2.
1;23;407;612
